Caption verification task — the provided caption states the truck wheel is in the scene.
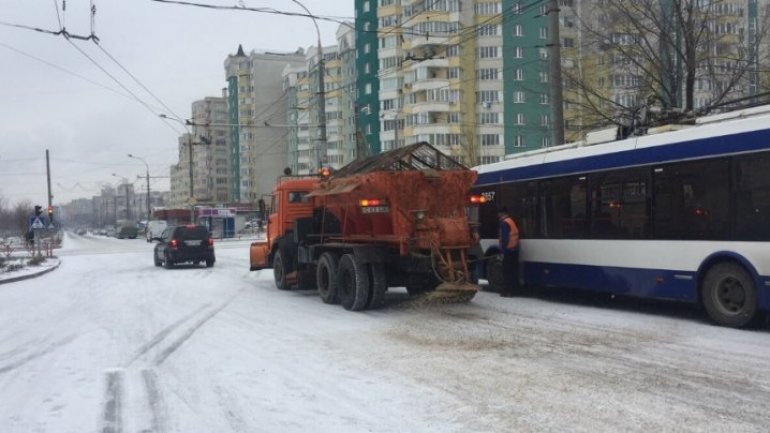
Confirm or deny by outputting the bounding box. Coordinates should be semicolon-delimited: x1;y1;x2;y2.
367;263;387;309
702;262;759;328
316;253;339;304
273;249;290;291
338;254;370;311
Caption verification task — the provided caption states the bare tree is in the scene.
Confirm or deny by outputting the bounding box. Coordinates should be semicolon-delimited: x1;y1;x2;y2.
564;0;770;133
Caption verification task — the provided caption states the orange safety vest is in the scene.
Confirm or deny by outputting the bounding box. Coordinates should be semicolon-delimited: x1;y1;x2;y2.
499;216;519;250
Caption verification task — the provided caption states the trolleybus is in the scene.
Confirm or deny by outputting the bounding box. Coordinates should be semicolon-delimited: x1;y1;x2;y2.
471;105;770;328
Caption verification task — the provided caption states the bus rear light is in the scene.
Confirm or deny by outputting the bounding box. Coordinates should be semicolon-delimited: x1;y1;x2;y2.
469;195;488;204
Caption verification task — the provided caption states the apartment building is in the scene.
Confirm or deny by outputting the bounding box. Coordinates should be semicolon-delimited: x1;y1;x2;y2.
190;94;230;205
283;24;361;175
224;46;306;204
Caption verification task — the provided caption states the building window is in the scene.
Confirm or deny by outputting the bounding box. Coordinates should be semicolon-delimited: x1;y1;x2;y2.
514;135;524;147
477;46;499;58
513;91;525;103
515;68;524;80
540;27;548;39
513;47;524;58
515;113;525;125
480;134;501;146
477;68;499;80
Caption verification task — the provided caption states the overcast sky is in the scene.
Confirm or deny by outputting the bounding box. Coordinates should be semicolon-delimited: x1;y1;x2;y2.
0;0;352;207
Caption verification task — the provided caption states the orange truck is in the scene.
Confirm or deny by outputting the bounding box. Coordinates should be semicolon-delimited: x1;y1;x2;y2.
249;142;480;311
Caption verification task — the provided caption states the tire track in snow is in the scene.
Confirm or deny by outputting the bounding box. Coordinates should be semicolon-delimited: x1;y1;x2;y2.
142;368;167;433
99;290;242;433
152;292;240;366
124;304;211;368
100;370;123;433
0;335;76;375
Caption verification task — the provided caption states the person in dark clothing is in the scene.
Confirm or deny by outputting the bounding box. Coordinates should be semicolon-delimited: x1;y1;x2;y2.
498;207;520;297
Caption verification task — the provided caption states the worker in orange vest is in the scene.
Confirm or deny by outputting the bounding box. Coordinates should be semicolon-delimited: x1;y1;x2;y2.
497;206;520;297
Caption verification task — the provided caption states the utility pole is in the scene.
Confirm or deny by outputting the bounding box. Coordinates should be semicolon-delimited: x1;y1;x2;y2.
291;0;326;169
45;149;52;211
188;133;194;223
548;0;565;146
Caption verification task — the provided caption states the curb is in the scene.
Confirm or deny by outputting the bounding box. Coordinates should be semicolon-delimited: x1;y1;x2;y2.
0;258;61;285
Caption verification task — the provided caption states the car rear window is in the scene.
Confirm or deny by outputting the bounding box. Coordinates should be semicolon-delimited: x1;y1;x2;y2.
174;226;210;240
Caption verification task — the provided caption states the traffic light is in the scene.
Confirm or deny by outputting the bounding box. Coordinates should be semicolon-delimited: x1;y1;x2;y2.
47;205;54;219
34;205;43;216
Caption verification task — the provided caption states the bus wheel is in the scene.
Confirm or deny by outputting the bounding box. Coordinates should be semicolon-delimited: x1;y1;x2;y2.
485;255;506;293
337;254;370;311
316;252;340;304
702;263;758;328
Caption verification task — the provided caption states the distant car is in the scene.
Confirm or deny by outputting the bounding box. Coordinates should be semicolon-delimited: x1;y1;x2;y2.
115;220;138;239
145;220;168;242
153;225;215;268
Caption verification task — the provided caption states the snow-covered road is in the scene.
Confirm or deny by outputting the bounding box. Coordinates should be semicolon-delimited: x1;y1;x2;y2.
1;232;769;433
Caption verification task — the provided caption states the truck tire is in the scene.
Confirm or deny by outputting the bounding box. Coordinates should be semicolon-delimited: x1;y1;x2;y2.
702;262;759;328
273;249;290;291
338;254;370;311
316;252;340;304
367;263;387;309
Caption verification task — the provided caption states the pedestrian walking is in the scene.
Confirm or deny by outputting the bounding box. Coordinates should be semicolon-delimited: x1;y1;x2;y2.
497;206;520;297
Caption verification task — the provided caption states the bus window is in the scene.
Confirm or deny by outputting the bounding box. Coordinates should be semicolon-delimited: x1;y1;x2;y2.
499;181;537;238
734;153;770;241
591;168;649;239
653;159;729;240
538;176;587;238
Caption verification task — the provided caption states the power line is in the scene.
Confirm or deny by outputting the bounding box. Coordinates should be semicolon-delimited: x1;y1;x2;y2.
0;42;129;98
149;0;352;24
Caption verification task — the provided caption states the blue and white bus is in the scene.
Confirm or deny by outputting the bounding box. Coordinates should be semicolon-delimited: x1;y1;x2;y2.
470;105;770;328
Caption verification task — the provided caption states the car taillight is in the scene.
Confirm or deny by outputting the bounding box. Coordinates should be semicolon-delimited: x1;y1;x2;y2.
208;238;214;247
169;239;178;248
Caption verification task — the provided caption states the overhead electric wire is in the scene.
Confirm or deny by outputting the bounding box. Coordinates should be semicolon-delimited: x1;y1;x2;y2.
149;0;352;24
53;0;63;29
0;42;129;98
92;41;185;122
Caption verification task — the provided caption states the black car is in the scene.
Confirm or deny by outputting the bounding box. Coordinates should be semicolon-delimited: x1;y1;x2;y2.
153;225;215;268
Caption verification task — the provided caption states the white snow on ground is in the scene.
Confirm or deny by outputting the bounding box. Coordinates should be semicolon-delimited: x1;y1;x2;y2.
0;232;769;433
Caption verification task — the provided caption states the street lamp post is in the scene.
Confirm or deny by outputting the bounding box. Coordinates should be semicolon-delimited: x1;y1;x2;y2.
291;0;327;169
128;154;151;220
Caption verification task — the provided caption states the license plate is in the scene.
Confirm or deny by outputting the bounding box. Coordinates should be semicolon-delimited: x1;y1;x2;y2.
362;206;390;214
184;240;202;246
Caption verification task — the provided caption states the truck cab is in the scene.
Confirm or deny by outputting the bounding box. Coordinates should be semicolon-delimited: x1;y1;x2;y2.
250;176;318;271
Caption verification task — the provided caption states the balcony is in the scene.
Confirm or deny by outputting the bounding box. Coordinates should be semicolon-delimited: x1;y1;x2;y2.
410;78;450;92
